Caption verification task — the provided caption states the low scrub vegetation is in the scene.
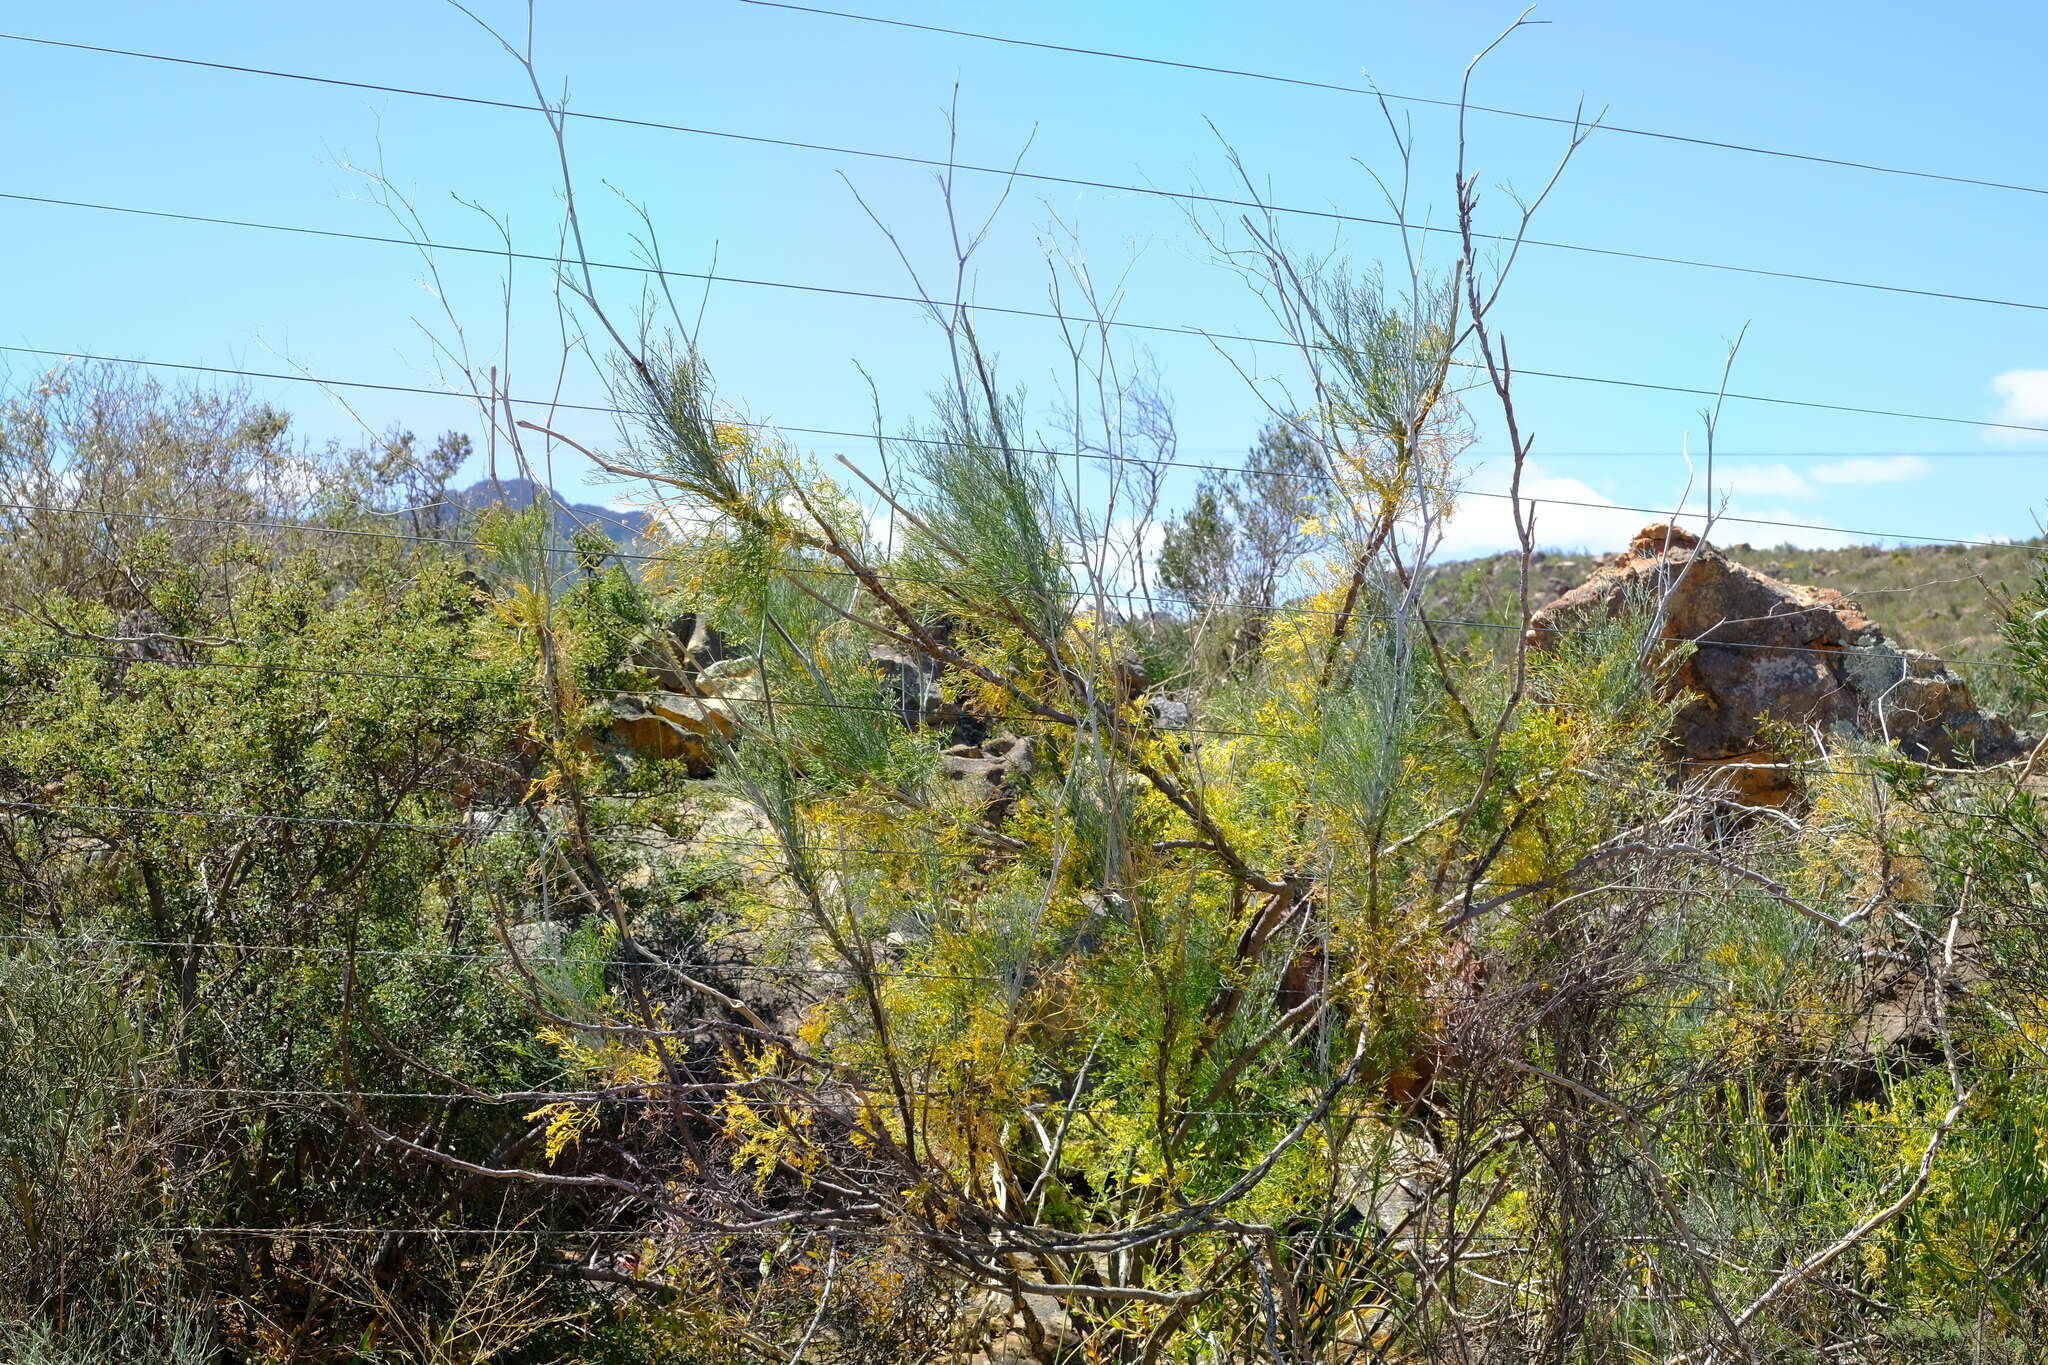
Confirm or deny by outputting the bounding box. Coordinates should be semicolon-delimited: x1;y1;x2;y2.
5;23;2048;1363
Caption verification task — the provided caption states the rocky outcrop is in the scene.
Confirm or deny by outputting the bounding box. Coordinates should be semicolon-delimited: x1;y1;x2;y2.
1530;523;2033;802
940;735;1034;821
870;645;989;746
606;692;739;775
951;1290;1078;1365
1143;695;1193;732
610;654;769;765
606;627;1188;818
627;614;727;691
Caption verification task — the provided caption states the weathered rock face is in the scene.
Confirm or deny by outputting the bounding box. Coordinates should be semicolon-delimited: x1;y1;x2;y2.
869;645;989;746
110;607;192;666
1143;695;1192;732
951;1289;1078;1365
1529;524;2033;802
606;627;1186;813
606;692;738;776
940;735;1034;820
606;616;744;773
627;614;726;691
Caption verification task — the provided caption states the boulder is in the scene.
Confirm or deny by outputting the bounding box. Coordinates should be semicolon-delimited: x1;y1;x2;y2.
872;645;989;746
1340;1123;1447;1246
871;646;947;724
110;607;193;668
696;656;766;703
612;635;1007;778
650;692;738;736
1111;652;1152;704
628;613;726;690
940;735;1034;820
1529;524;2033;802
949;1290;1078;1365
1143;696;1193;732
607;691;737;775
1843;641;2027;766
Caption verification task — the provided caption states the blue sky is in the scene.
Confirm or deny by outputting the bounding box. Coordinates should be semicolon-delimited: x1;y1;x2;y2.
5;0;2046;557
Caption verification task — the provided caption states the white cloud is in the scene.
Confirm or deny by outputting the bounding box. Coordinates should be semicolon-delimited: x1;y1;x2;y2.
1807;455;1931;486
1069;515;1169;600
1988;369;2048;442
1432;461;1652;560
1682;456;1930;500
1429;458;1887;562
611;488;723;540
1709;463;1813;499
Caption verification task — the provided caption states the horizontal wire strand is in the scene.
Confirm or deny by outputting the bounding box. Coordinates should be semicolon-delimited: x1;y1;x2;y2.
5;931;1990;1017
0;737;2013;858
733;0;2048;203
43;1077;2002;1130
0;31;2027;1207
6;33;2047;322
137;1223;1926;1245
4;346;2044;555
15;185;2048;361
1;550;2031;678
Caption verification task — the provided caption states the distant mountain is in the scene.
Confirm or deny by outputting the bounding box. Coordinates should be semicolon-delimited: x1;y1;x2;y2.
455;477;653;544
